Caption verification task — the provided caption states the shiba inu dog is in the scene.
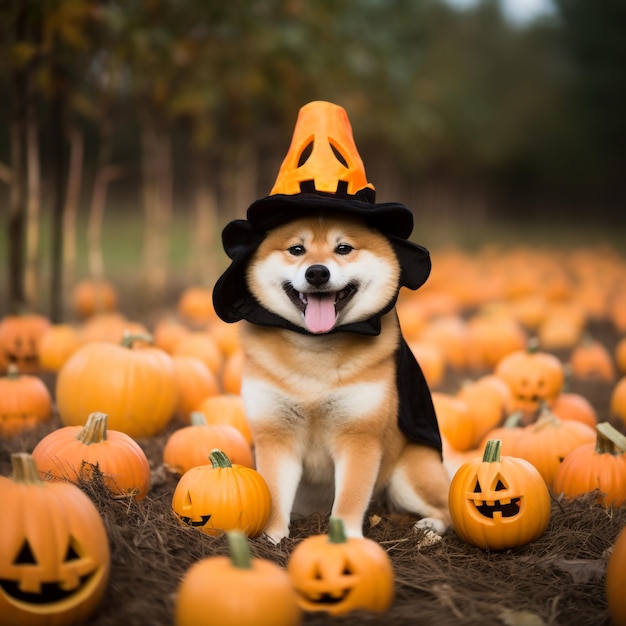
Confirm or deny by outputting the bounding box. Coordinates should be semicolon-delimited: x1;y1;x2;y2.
212;100;450;543
234;214;450;542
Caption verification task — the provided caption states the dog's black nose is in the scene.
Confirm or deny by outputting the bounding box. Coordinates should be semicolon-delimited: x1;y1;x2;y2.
305;264;330;286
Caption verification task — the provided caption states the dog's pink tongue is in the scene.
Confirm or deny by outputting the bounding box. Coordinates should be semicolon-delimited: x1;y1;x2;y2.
304;293;336;333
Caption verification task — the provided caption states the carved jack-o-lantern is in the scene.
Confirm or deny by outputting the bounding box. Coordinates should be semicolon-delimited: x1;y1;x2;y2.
494;338;564;421
0;453;110;626
287;518;394;616
270;100;375;197
0;313;51;374
171;450;270;538
448;439;551;551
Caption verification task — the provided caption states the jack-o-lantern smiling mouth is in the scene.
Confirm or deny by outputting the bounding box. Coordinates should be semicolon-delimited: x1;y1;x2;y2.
474;497;521;519
0;573;95;605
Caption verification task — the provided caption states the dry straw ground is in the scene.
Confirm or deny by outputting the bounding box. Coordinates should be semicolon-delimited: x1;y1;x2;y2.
2;329;625;626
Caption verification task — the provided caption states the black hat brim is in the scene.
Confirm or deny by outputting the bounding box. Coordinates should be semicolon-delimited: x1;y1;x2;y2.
246;192;415;240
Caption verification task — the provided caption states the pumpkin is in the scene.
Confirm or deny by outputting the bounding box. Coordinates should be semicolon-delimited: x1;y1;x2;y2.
38;324;82;372
163;411;254;473
56;333;178;438
513;405;596;488
287;517;394;616
177;286;218;326
552;422;626;507
610;376;626;427
606;524;626;626
152;316;190;354
208;318;241;357
0;364;53;437
32;411;151;501
173;331;223;375
175;531;301;626
550;391;597;429
171;355;219;417
0;453;110;625
194;394;253;446
568;334;616;382
171;449;270;537
78;312;149;345
448;439;550;551
432;392;475;452
407;340;446;389
71;279;118;319
494;338;564;422
0;312;51;374
221;350;244;395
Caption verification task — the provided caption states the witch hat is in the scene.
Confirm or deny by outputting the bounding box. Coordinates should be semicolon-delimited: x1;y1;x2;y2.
213;100;432;333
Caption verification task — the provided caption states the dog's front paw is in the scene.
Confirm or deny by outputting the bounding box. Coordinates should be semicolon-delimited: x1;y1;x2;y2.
262;524;290;545
414;517;447;537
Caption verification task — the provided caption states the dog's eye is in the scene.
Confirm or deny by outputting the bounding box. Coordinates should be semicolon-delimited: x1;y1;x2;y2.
335;243;353;255
288;244;305;256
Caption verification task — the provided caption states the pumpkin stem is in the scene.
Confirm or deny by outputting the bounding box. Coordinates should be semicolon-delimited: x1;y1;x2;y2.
6;363;20;379
209;449;232;469
328;517;348;544
76;412;108;445
595;422;626;455
533;402;559;429
527;336;540;354
503;412;523;428
482;439;502;463
190;411;208;427
226;531;253;569
120;332;154;348
11;453;43;485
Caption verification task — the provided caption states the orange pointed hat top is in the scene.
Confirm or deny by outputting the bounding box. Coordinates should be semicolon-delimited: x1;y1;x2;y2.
270;100;375;197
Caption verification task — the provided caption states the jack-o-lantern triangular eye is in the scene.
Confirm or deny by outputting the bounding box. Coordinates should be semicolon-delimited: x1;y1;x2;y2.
493;475;508;491
64;538;82;562
13;540;37;565
298;142;314;167
473;480;482;493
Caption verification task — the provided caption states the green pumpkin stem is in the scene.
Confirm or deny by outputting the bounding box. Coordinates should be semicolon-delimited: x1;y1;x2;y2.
595;422;626;455
76;412;108;445
120;332;154;348
527;336;540;354
6;363;20;379
227;531;253;569
11;453;43;485
190;411;208;427
209;449;232;469
328;517;348;544
483;439;502;463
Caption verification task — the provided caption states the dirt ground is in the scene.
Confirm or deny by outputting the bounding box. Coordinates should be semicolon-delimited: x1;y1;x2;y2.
1;319;625;626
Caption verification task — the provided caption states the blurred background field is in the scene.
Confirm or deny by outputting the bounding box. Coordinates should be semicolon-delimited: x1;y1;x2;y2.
1;0;625;321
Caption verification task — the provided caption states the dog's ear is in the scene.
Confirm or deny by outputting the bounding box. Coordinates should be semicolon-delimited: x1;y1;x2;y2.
390;237;432;291
222;219;265;259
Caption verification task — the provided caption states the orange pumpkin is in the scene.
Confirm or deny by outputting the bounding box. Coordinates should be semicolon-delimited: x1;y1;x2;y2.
71;278;118;319
171;449;270;537
38;324;82;372
175;531;301;626
32;411;151;501
152;316;190;355
78;312;148;345
56;334;178;438
432;392;475;452
177;286;218;326
550;391;597;429
610;376;626;427
163;411;254;473
195;394;253;446
171;355;220;417
553;422;626;507
0;364;53;437
173;331;223;375
568;335;616;383
494;338;564;422
448;439;550;551
0;453;110;625
0;312;51;374
287;517;394;615
607;524;626;626
513;405;596;488
221;350;244;395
